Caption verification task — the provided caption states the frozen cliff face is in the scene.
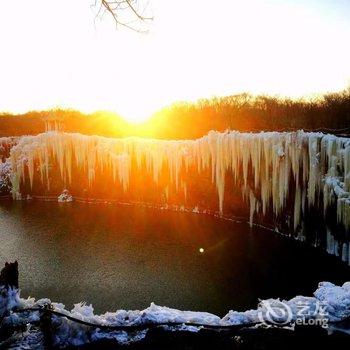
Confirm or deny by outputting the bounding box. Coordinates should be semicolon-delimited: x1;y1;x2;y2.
0;158;11;194
0;137;18;160
0;136;15;194
7;131;350;232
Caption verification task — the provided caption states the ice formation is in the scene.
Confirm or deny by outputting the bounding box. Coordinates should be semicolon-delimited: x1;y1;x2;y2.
0;137;17;158
1;281;350;347
0;137;17;193
0;158;11;193
8;130;350;231
58;189;73;202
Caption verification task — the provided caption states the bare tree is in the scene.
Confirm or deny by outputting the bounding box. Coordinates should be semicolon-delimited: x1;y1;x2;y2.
94;0;152;32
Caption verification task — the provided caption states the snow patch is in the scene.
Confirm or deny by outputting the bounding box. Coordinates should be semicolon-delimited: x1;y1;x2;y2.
58;189;73;203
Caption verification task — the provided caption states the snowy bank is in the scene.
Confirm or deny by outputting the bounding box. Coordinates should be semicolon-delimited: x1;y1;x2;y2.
1;280;350;348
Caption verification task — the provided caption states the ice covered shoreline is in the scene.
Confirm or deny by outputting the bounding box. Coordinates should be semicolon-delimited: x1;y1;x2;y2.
1;279;350;348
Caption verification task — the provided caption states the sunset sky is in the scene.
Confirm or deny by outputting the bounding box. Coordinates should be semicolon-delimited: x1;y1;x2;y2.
0;0;350;122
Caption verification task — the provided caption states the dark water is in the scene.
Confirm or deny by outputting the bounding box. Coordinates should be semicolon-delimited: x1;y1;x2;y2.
0;201;349;316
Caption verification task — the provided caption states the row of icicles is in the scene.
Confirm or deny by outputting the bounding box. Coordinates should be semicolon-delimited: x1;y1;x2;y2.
8;130;350;231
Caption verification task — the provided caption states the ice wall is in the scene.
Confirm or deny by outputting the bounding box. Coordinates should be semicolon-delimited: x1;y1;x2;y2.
0;137;17;194
8;131;350;231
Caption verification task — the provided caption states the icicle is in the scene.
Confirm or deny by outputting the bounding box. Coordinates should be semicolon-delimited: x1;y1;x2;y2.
249;190;256;227
342;242;349;263
326;228;335;255
294;186;301;231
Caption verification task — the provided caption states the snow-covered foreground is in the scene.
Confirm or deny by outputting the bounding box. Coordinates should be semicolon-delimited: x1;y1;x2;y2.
1;281;350;348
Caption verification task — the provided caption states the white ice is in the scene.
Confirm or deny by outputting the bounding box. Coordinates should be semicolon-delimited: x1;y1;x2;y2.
1;281;350;347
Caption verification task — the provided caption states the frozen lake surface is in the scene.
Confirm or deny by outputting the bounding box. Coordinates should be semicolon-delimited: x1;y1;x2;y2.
0;201;349;315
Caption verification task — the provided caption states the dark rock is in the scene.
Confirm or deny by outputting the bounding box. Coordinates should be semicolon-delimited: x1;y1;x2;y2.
0;261;19;289
65;325;350;350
